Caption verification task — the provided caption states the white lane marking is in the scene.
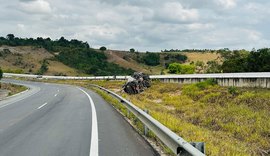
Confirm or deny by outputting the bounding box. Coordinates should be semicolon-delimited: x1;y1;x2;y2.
37;103;47;109
78;87;99;156
57;89;60;92
54;94;58;97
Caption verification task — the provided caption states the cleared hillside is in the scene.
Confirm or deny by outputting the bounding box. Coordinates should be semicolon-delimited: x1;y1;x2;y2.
105;50;164;74
183;52;220;63
0;46;81;76
0;36;134;76
105;50;220;74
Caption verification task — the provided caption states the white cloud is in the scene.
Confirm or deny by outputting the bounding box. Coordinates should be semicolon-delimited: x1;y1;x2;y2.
157;2;199;23
187;23;214;31
20;0;53;14
215;0;237;9
17;24;25;30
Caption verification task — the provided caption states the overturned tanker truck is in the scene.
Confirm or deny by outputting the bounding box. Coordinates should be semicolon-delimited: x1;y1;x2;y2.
123;72;151;94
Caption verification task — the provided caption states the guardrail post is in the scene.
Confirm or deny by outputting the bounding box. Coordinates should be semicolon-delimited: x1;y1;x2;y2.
127;110;130;118
144;109;149;136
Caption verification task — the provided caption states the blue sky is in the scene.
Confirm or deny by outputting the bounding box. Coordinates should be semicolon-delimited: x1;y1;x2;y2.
0;0;269;51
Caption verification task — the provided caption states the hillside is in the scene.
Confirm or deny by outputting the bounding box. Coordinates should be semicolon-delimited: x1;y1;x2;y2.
0;46;81;76
105;50;163;74
0;35;135;76
105;50;220;74
0;45;220;76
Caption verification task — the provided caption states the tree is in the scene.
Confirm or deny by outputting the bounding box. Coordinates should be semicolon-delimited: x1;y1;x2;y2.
130;48;135;53
221;50;249;73
0;68;3;80
37;60;49;75
142;52;160;66
99;46;107;51
174;54;187;62
247;48;270;72
6;34;15;40
206;60;222;73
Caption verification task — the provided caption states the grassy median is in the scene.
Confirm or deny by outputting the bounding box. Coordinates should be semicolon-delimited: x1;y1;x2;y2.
0;82;28;97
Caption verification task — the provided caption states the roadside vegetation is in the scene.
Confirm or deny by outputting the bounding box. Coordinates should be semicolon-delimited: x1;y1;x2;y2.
88;80;270;156
0;83;27;97
0;68;28;98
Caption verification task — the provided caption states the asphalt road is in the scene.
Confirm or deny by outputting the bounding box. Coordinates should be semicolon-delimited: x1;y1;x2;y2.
0;79;157;156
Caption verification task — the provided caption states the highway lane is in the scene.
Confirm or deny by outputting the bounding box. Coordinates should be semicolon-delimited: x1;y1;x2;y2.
0;79;157;156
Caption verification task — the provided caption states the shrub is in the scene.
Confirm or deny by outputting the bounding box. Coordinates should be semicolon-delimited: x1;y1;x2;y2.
168;63;195;74
130;48;135;53
195;79;217;89
168;63;181;74
99;46;107;51
36;60;49;75
228;86;238;96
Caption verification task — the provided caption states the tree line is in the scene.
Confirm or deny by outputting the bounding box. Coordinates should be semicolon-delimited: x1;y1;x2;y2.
168;48;270;74
221;48;270;72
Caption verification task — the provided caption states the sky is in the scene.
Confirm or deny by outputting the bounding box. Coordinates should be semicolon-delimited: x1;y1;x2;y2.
0;0;270;51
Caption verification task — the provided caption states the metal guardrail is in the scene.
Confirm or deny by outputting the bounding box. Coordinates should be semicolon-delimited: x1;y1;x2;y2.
4;72;270;80
90;84;205;156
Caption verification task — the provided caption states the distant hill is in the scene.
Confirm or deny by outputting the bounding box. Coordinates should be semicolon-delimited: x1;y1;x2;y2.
1;34;268;76
0;35;134;76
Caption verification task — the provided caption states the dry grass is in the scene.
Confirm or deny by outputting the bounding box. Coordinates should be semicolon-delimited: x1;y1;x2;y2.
46;60;82;76
183;52;221;63
105;50;164;74
88;80;270;156
0;83;27;96
106;50;149;73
